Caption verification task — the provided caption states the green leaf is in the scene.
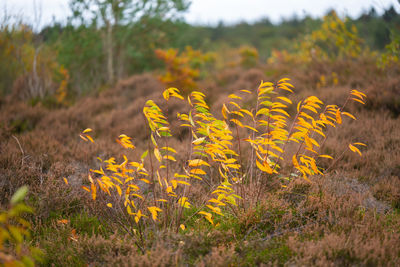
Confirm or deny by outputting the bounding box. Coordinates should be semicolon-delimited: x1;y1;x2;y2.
11;186;28;205
9;225;24;243
141;150;149;160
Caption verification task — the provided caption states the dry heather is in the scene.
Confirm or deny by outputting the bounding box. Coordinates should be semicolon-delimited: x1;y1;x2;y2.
0;57;399;266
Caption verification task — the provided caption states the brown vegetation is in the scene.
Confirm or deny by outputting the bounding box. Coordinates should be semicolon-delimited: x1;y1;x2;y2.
1;47;400;265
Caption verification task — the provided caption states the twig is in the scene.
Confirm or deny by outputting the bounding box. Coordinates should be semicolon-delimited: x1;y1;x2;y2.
12;135;25;166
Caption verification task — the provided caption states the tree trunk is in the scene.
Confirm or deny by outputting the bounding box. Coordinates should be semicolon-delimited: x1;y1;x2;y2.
106;20;114;84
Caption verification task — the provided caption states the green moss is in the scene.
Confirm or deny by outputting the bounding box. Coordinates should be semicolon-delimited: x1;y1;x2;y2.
70;212;110;237
238;237;293;266
10;118;33;133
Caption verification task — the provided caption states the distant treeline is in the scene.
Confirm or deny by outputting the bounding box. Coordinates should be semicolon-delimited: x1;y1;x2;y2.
40;5;400;73
1;3;399;100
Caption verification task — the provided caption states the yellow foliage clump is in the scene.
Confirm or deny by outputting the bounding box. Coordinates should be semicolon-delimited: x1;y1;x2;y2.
239;45;259;68
268;11;363;65
155;46;215;94
77;78;366;245
0;24;69;103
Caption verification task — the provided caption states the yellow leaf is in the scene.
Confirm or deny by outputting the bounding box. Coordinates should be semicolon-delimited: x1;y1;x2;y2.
174;173;190;179
304;135;313;149
256;108;270;117
164;155;176;161
319;154;333;159
190;168;206;175
256;160;273;174
342;112;356;120
277;96;292;104
161;147;177;153
140;178;151;184
231;110;244;117
278;84;294;93
91;183;96;200
178;197;191;208
115;185;122;196
63;177;68;185
230;119;244;127
271;108;290;117
188;159;210;167
244;125;258;132
107;203;112;208
228;94;242;99
158;127;170;132
135;209;145;223
87;135;95;143
166;186;173;194
82;186;90;192
335;109;342;124
229;101;241;110
354;142;366;146
226;164;241;169
240;109;254;118
303;106;318;113
260;81;274;87
157;171;163;188
92;168;105;175
208;198;225;206
222;104;229;119
127;205;135;215
163;88;170;100
297;101;302;112
177;180;191;186
198;211;213;225
190;174;203;180
154;148;162;162
82;128;92;133
349;144;362;156
351;90;367;98
171;179;178;189
148;206;162;221
151;134;157;146
163;87;184;101
351;98;365;105
180;224;186;230
193;137;206;145
224;158;237;164
57;219;69;225
292;155;300;168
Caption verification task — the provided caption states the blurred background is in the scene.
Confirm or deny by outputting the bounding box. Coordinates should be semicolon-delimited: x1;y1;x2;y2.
1;1;400;266
1;0;399;100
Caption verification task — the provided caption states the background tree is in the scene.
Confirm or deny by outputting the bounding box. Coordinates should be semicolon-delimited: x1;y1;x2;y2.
68;0;190;85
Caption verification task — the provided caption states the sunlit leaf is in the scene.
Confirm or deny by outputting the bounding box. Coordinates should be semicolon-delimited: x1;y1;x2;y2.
188;159;210;167
148;206;162;221
198;211;213;224
190;168;206;175
256;160;273;174
349;143;362;156
154;148;162;162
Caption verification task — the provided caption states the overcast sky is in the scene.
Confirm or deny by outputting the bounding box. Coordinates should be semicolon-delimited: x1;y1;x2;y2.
2;0;400;28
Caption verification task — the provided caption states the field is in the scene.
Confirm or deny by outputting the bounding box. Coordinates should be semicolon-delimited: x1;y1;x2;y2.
1;5;400;267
